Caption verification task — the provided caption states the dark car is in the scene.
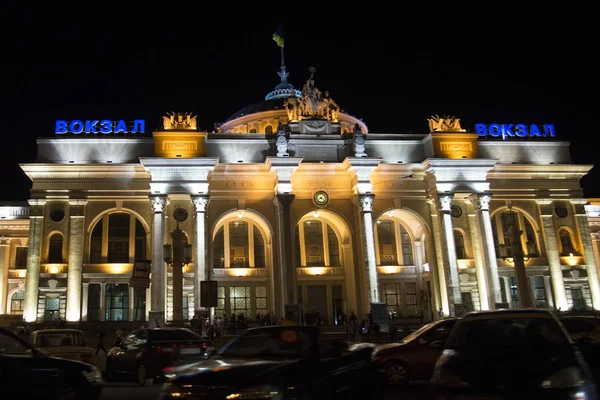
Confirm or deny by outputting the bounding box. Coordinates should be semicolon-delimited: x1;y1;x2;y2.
105;327;214;386
432;309;598;400
0;326;103;400
377;318;458;385
159;326;383;400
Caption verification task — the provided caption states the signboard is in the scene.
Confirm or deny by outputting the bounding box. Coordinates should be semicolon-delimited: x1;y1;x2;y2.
149;311;165;329
200;281;218;308
55;119;145;135
130;259;151;288
370;302;389;332
284;304;301;325
475;123;555;140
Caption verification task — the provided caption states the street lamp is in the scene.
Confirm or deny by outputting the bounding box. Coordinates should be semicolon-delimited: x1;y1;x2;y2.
164;208;193;326
498;223;535;309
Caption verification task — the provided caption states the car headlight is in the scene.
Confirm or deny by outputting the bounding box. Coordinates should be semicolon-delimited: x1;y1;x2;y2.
226;384;283;400
82;366;103;383
541;367;585;389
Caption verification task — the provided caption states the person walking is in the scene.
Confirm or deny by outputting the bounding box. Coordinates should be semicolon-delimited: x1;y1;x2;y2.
114;326;123;346
95;324;108;356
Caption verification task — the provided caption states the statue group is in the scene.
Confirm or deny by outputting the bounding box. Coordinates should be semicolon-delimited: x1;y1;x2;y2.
427;114;465;132
163;111;198;130
284;67;340;122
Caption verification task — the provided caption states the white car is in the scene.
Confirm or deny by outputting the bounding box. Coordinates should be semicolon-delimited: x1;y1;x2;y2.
31;328;95;364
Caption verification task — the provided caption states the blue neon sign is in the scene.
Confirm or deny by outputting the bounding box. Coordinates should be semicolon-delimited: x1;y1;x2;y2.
55;119;145;135
475;123;555;140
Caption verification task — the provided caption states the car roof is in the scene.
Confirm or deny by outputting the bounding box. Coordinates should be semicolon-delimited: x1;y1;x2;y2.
32;329;84;334
459;308;555;320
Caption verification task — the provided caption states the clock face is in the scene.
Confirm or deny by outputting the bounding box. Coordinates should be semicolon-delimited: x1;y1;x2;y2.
314;191;329;206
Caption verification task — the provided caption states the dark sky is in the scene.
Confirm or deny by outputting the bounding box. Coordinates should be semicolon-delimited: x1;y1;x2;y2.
2;4;599;202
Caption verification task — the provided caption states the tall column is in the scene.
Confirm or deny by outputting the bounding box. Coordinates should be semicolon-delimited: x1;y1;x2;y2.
66;199;86;321
81;283;89;321
149;195;167;319
537;199;568;310
128;286;135;321
0;238;10;314
24;199;46;322
438;195;462;316
359;194;379;303
427;197;449;316
465;198;490;310
572;199;600;309
474;194;502;308
593;233;600;284
192;196;209;313
99;283;106;321
274;193;296;309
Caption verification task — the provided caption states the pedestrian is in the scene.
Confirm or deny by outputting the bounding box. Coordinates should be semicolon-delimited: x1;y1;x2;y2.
114;326;123;346
95;324;108;355
389;323;398;342
348;311;360;342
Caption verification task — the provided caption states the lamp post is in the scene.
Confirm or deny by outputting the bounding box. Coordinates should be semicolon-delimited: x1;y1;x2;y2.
164;208;192;327
498;225;535;309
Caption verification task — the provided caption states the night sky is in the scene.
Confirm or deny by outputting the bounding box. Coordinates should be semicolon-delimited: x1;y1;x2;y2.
3;5;599;202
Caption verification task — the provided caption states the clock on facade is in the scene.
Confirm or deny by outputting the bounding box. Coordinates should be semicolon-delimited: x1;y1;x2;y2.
450;205;463;219
554;204;568;218
314;191;329;207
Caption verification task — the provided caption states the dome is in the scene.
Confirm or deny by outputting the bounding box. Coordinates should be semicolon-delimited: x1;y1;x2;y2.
224;98;286;123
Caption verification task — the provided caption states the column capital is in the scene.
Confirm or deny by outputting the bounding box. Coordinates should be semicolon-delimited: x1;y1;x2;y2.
274;193;295;208
191;195;209;213
149;195;167;213
439;194;454;212
592;232;600;241
359;193;375;212
0;237;10;246
470;193;492;211
82;282;90;287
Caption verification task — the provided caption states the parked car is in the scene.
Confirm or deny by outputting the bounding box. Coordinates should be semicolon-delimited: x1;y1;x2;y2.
560;314;600;344
377;318;458;385
0;326;103;400
159;326;383;400
432;309;598;399
31;328;95;364
105;327;214;386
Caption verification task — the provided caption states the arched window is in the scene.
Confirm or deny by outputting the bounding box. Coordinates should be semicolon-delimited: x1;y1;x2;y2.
454;230;466;259
295;219;340;267
48;233;63;263
375;218;414;266
212;220;266;268
559;228;577;256
264;125;273;134
10;290;25;315
491;209;538;258
89;213;147;264
249;128;257;133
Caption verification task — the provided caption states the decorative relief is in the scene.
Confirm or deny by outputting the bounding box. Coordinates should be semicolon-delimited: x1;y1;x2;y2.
192;196;209;213
353;124;367;158
212;268;268;278
162;141;198;151
296;267;344;276
275;123;289;157
440;142;472;151
359;194;375;212
427;114;466;132
149;195;167;213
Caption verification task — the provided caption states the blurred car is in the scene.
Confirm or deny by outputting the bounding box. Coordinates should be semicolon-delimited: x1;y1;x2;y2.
0;326;103;400
31;328;94;364
105;327;214;386
377;318;458;385
159;326;383;400
432;309;598;400
560;315;600;344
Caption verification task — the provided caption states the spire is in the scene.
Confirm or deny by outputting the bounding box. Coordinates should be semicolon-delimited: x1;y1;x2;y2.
266;24;301;100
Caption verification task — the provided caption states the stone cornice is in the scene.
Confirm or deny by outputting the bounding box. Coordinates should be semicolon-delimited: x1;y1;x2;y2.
488;164;594;178
21;164;150;180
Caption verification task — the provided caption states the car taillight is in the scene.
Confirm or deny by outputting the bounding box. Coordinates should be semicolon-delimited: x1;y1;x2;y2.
154;346;174;353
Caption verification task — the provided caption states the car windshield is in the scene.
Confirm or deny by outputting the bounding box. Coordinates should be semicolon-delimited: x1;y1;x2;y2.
219;328;315;358
401;321;445;343
35;331;85;347
446;315;570;350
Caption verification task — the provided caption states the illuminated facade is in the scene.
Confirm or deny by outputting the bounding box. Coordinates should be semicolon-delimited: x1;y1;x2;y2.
3;68;600;324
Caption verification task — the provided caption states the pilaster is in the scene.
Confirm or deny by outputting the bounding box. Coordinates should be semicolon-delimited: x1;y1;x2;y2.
66;199;87;321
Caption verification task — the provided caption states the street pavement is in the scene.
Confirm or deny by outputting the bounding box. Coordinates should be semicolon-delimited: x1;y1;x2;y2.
100;382;434;400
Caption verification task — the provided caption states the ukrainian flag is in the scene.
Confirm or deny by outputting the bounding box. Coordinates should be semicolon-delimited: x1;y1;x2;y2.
273;30;284;47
